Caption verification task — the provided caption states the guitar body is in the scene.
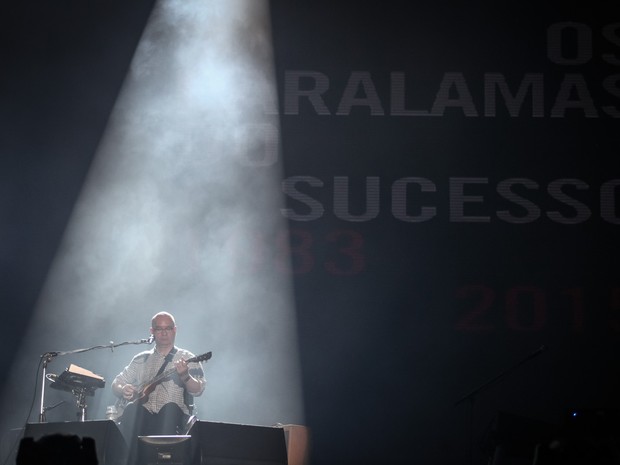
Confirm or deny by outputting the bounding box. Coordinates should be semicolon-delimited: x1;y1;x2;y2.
113;351;212;421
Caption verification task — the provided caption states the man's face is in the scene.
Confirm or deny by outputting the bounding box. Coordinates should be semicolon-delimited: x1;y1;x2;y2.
151;315;176;347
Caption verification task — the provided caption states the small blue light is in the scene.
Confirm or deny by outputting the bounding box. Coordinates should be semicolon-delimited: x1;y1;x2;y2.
571;411;578;417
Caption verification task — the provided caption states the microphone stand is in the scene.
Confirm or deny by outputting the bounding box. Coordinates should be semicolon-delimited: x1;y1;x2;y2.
39;352;57;422
454;345;547;465
38;338;153;423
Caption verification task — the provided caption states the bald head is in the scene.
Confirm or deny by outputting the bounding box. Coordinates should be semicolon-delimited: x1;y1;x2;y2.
151;311;176;328
150;312;177;353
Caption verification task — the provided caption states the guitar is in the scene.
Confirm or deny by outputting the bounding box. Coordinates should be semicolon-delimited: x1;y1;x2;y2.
113;352;212;420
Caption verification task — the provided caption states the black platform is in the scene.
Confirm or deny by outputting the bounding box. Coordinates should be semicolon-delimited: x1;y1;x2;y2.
3;419;288;465
22;420;128;465
188;421;288;465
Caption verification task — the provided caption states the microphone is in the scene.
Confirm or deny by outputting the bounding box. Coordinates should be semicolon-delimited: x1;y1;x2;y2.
140;335;155;344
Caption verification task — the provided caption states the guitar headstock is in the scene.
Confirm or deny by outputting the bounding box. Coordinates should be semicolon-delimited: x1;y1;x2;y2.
188;352;212;363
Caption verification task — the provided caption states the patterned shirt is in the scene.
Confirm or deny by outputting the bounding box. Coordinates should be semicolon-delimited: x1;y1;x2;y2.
113;346;206;415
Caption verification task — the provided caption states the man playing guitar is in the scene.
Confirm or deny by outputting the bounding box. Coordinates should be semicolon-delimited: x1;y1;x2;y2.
111;311;207;441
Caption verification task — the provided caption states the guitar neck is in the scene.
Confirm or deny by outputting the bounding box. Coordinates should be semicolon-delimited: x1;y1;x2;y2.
142;366;177;392
132;353;209;401
138;355;202;394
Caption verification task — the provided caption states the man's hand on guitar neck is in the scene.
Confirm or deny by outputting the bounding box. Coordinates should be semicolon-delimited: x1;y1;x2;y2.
174;358;190;381
174;357;203;395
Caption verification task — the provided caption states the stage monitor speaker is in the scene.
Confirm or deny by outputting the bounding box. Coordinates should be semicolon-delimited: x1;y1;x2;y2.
23;420;128;465
138;435;192;465
189;421;287;465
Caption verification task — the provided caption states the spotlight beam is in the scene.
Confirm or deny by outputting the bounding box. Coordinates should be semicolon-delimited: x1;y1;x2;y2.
1;0;303;431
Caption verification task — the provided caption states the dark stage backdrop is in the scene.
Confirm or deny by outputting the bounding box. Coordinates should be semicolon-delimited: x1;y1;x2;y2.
2;2;620;465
